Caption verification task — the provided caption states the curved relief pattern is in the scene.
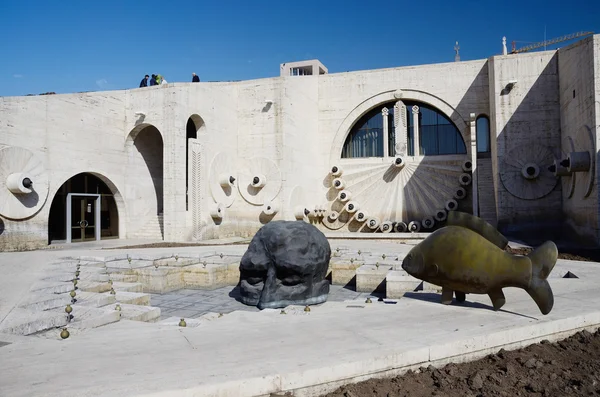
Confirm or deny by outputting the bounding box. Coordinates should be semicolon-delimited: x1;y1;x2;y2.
208;152;236;208
238;157;282;206
560;136;576;199
0;145;49;220
568;125;595;199
322;156;469;231
500;145;557;200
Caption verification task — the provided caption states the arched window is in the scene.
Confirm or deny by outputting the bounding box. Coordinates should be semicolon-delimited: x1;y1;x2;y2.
476;115;490;155
342;101;465;158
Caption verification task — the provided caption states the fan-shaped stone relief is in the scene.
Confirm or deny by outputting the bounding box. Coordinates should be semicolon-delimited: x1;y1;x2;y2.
322;157;470;231
208;152;237;208
238;157;282;206
500;145;558;200
0;145;49;220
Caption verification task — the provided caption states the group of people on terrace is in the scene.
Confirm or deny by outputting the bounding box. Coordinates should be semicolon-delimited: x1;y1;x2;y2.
139;73;200;87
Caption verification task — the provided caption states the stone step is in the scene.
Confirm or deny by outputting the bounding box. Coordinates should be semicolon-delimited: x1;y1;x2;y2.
0;308;67;336
19;292;71;312
78;280;112;293
43;271;109;283
385;270;440;299
109;303;160;322
355;264;394;293
52;306;121;330
29;281;73;295
109;291;150;306
75;291;116;308
108;273;139;283
112;281;143;293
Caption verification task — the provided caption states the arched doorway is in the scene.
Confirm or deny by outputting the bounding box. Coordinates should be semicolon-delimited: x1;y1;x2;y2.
126;124;164;239
48;173;120;243
186;114;204;210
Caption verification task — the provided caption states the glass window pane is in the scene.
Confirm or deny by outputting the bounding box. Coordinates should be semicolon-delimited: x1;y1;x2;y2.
476;116;490;153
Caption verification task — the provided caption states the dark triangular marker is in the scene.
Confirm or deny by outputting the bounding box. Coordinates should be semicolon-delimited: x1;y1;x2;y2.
563;271;579;279
414;281;424;291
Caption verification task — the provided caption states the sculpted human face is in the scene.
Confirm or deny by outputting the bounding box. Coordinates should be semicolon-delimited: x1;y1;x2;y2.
239;221;330;309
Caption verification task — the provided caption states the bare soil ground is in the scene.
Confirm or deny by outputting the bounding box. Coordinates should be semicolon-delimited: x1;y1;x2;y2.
321;329;600;397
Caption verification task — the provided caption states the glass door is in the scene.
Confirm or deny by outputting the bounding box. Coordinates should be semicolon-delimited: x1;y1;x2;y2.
70;196;97;242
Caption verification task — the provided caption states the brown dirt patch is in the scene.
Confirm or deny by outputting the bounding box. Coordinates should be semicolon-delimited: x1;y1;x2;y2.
506;246;600;262
321;329;600;397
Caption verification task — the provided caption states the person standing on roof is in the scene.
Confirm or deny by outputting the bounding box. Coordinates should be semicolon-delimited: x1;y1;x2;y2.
160;75;168;84
139;75;149;87
192;73;200;82
149;74;157;86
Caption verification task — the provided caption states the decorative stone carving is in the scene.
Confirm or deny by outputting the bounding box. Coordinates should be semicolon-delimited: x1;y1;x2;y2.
401;211;557;315
238;157;282;205
239;221;330;309
500;145;557;200
208;152;235;208
0;145;49;220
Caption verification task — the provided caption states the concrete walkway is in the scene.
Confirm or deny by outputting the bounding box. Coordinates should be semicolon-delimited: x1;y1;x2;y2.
0;239;599;397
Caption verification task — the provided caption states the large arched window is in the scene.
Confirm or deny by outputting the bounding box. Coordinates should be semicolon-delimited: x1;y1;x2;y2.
342;100;465;158
476;115;490;156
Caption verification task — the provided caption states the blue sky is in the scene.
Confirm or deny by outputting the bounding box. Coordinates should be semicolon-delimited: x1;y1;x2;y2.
1;0;598;97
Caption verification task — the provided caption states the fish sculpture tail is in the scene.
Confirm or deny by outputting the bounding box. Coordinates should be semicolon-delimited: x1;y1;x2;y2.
526;241;558;315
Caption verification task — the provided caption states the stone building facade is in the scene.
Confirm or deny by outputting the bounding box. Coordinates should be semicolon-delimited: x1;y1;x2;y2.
1;35;599;251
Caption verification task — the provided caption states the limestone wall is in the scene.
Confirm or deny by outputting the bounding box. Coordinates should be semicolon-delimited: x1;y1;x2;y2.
3;37;600;249
558;36;599;244
488;51;562;240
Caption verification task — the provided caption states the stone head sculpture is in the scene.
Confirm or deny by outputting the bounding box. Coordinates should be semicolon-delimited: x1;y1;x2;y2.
239;220;331;309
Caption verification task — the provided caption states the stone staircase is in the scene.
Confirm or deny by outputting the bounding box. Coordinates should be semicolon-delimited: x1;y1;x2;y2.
0;258;161;340
132;213;164;240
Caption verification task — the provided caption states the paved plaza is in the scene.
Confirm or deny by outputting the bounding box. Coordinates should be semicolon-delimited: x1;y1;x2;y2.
151;285;383;320
0;239;599;397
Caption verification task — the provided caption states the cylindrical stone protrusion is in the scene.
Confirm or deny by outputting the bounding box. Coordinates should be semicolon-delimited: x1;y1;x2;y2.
566;151;591;173
408;221;421;233
434;209;447;222
337;190;351;202
251;174;267;188
332;178;345;190
393;156;405;168
330;165;343;177
459;173;472;186
354;210;368;222
380;221;393;233
454;187;467;200
367;217;381;230
445;199;458;212
421;217;435;229
6;173;33;194
395;222;408;232
462;160;473;173
344;201;359;214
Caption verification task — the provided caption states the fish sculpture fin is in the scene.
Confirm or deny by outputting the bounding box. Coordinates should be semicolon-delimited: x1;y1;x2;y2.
488;289;506;311
455;291;466;303
446;211;508;249
526;241;558;315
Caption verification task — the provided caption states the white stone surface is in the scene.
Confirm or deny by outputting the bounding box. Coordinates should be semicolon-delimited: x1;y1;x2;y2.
2;36;598;249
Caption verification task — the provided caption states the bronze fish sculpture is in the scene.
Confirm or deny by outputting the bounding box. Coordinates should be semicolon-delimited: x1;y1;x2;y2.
401;212;557;315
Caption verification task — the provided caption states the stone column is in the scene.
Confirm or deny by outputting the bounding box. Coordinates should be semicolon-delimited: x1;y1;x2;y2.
412;105;420;156
394;101;407;156
382;108;389;157
470;113;479;216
